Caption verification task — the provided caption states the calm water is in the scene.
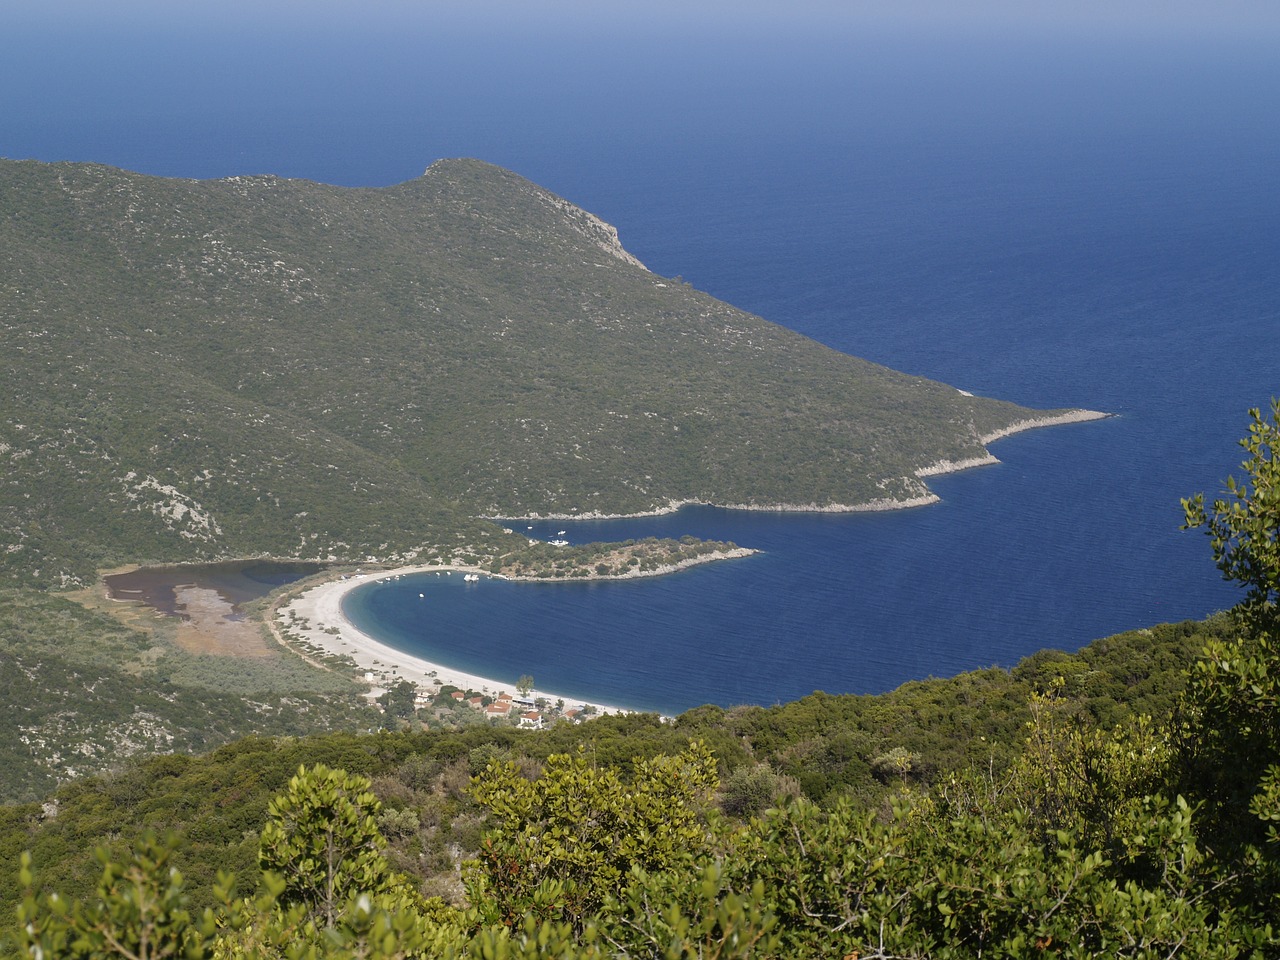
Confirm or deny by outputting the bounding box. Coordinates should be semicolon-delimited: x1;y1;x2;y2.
105;561;324;619
6;11;1278;713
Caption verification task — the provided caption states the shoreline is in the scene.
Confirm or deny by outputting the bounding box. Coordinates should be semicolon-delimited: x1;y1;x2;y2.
502;409;1112;520
170;409;1114;714
504;546;758;581
978;408;1111;445
277;546;756;714
277;563;634;717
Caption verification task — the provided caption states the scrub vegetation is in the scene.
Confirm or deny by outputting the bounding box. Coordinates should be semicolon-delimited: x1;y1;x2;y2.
496;536;749;579
4;153;1275;955
1;157;1050;589
5;401;1279;958
0;587;376;804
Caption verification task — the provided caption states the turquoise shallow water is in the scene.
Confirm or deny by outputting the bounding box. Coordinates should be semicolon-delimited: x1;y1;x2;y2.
6;14;1277;713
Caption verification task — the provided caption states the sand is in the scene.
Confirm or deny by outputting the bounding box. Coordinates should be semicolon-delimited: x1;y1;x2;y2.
276;565;634;715
272;410;1113;714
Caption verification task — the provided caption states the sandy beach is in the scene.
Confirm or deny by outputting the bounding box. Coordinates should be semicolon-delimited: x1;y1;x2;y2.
276;564;636;715
273;411;1110;716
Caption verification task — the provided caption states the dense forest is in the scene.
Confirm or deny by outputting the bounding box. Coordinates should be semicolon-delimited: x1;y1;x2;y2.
4;402;1278;958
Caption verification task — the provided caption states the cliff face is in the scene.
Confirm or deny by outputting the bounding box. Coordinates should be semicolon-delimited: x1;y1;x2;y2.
1;158;1050;586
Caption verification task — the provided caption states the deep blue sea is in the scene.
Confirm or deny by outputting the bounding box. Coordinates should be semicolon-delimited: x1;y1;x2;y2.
5;8;1278;713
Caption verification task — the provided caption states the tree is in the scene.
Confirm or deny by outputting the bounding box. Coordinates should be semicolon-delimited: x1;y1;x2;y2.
18;834;215;960
257;764;393;928
741;781;1241;960
1182;399;1280;637
466;742;720;930
377;679;419;723
719;763;797;819
1177;400;1280;924
516;675;535;698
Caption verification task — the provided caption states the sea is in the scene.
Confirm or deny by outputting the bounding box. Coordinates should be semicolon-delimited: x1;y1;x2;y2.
5;7;1278;714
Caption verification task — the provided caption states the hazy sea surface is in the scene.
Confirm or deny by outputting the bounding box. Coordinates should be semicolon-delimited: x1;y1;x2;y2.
5;13;1278;713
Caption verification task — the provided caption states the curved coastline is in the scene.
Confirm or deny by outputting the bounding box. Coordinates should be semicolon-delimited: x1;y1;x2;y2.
505;409;1112;520
275;548;761;715
275;412;1110;714
278;565;638;715
978;409;1112;444
277;547;757;716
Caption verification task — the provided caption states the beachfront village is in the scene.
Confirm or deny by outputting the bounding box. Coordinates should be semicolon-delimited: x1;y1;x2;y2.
277;597;618;733
373;677;600;733
273;566;640;724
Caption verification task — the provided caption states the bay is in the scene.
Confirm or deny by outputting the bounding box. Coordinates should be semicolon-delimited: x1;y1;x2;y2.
4;10;1276;713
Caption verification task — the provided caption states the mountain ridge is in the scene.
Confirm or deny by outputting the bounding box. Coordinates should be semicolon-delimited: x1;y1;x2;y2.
2;157;1084;587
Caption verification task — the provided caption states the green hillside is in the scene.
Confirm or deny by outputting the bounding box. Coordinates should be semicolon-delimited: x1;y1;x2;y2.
0;615;1230;931
17;154;1263;957
1;158;1065;588
0;587;377;804
4;605;1278;958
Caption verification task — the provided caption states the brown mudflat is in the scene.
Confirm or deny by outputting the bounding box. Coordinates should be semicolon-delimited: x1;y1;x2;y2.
102;561;325;657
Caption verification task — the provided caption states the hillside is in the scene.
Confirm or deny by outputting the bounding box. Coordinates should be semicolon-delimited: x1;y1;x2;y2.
6;609;1274;958
0;586;377;804
0;614;1223;919
0;158;1073;588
